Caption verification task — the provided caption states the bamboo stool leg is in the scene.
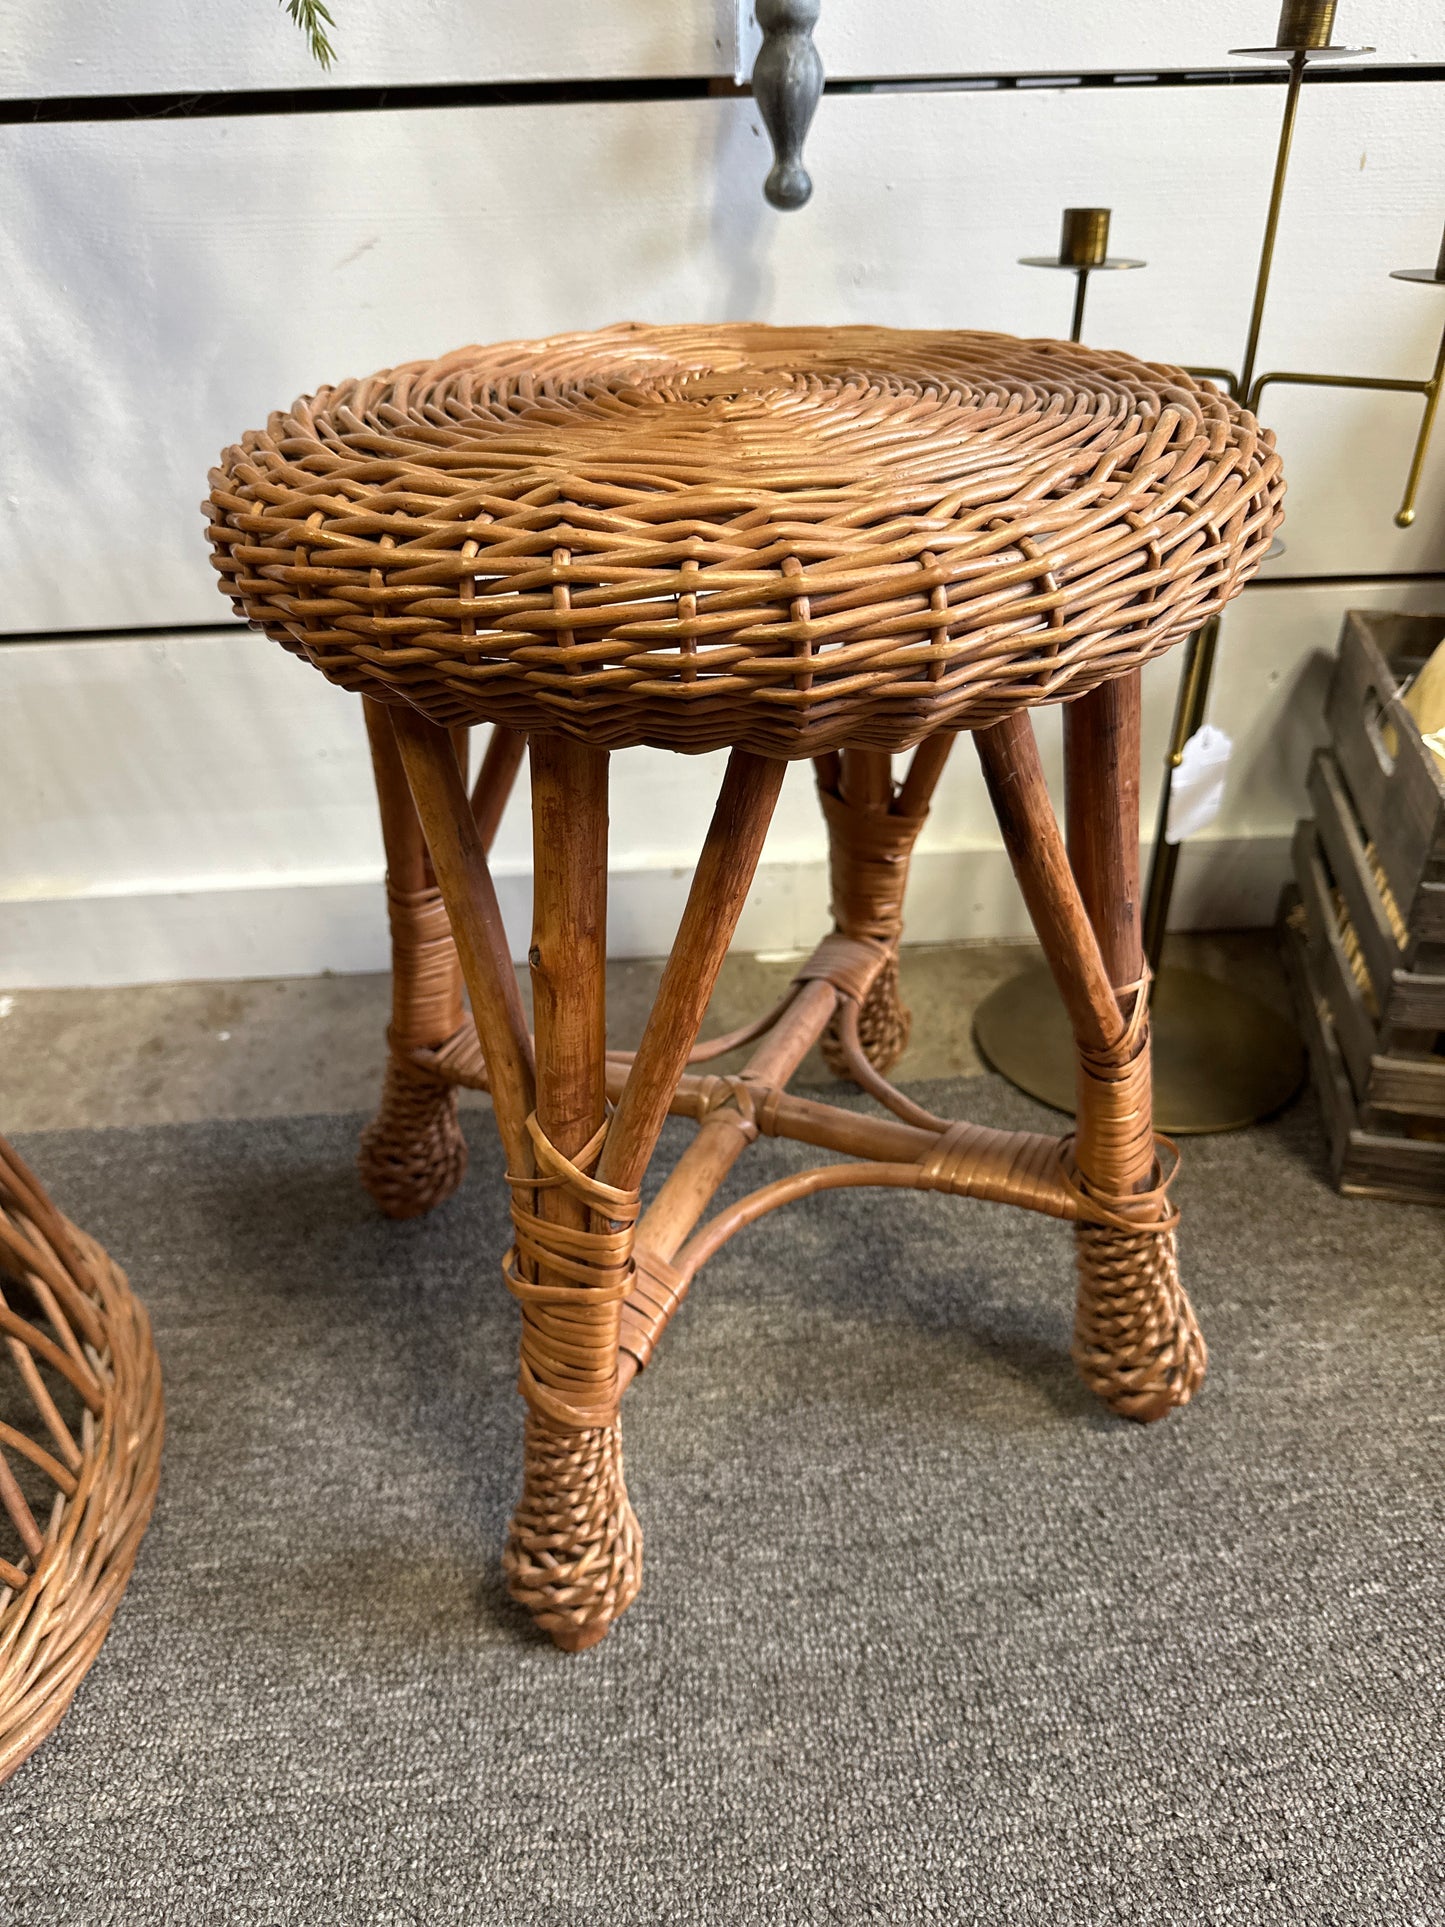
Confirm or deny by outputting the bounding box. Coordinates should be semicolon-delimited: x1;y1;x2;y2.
1063;679;1205;1420
500;734;643;1651
394;724;783;1648
814;737;952;1076
977;692;1205;1423
394;713;630;1647
509;747;783;1647
390;710;536;1173
358;697;470;1218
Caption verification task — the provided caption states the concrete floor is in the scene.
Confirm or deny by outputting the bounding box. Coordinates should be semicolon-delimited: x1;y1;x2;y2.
0;932;1291;1133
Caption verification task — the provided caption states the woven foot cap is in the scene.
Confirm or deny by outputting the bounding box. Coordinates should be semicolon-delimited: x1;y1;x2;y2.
1074;1351;1206;1424
1073;1222;1207;1423
548;1615;619;1655
1114;1386;1194;1425
504;1418;642;1649
359;1056;468;1218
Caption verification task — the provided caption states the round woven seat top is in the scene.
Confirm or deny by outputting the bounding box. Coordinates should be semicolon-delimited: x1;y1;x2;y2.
206;322;1284;757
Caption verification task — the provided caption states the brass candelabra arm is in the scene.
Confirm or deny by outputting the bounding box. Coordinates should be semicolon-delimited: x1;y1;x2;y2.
1248;259;1445;528
1183;367;1243;400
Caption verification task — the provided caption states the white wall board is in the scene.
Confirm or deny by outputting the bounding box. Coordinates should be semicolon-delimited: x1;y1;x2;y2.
5;14;1442;990
817;2;1445;79
4;1;1441;99
3;80;1443;643
5;580;1442;988
0;2;728;99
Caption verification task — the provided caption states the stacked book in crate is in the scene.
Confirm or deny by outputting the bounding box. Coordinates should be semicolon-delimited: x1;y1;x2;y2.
1280;609;1445;1206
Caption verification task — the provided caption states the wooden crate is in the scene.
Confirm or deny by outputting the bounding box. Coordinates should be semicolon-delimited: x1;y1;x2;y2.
1282;609;1445;1203
1325;610;1445;961
1281;888;1445;1207
1291;815;1445;1121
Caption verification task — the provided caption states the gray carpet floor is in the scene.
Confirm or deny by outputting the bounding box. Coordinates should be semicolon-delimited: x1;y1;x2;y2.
5;1077;1442;1925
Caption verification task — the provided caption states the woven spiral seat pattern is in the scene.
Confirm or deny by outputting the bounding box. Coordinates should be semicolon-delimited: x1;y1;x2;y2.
0;1140;163;1783
206;323;1284;756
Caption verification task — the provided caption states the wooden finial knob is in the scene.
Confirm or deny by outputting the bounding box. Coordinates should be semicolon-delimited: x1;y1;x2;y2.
753;0;824;210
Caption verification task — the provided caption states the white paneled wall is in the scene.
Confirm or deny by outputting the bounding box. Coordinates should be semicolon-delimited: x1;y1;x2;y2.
816;2;1445;75
8;579;1445;987
5;1;1442;95
6;83;1445;632
0;0;725;96
2;4;1443;986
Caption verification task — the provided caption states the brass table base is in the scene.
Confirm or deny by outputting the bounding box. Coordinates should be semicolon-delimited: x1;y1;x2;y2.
974;961;1306;1135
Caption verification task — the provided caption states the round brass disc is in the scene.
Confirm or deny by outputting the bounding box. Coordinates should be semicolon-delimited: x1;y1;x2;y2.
1018;257;1147;272
1227;44;1373;60
973;962;1306;1135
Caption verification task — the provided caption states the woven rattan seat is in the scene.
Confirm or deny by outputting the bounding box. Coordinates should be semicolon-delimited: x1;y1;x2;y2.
207;323;1283;756
204;323;1283;1653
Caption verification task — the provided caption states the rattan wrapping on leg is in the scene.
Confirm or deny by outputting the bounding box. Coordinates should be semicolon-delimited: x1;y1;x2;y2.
1067;985;1206;1423
501;1115;642;1649
0;1139;162;1784
359;881;469;1217
815;780;930;1075
833;950;909;1074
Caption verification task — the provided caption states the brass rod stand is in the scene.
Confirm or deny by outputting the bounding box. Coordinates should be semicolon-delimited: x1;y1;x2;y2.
1249;238;1445;529
976;4;1422;1134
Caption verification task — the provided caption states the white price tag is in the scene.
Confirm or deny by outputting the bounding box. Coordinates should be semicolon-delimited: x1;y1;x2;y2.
1165;724;1233;844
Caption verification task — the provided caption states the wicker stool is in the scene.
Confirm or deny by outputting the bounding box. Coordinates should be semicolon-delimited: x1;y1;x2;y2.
207;324;1283;1651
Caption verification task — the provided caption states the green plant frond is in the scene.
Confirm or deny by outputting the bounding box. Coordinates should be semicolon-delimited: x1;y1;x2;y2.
281;0;337;70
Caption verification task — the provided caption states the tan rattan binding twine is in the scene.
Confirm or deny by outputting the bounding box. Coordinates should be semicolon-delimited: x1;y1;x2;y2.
358;879;468;1217
814;776;928;1073
1066;974;1205;1421
0;1139;162;1783
501;1114;642;1648
206;323;1283;756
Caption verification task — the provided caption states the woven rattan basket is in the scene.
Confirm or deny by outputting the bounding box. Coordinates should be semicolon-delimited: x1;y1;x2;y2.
0;1138;162;1784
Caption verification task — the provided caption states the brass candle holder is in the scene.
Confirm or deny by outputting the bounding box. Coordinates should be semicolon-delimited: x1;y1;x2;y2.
1019;207;1145;343
974;1;1440;1135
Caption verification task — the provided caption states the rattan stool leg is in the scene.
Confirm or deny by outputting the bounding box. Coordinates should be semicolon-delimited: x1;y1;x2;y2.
1064;679;1205;1422
359;697;469;1218
500;735;642;1651
977;692;1205;1424
815;739;951;1076
392;712;637;1648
